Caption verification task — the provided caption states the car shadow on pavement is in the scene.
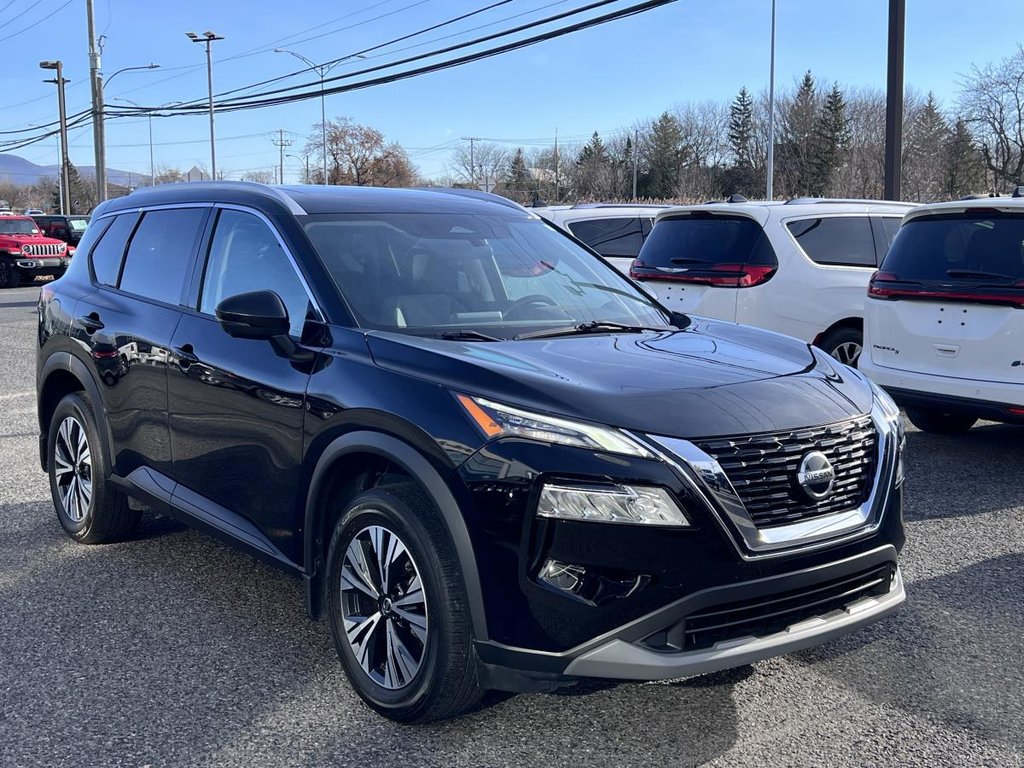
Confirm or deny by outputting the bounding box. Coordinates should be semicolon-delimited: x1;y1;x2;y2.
789;553;1024;752
0;502;743;768
902;422;1024;520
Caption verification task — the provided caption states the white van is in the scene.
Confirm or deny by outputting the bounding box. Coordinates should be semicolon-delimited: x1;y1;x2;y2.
630;199;914;365
861;196;1024;432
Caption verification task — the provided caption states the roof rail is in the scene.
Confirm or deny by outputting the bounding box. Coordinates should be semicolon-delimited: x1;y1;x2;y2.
783;197;911;206
570;203;671;209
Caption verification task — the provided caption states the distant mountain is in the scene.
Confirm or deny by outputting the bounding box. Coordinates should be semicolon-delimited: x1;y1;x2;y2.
0;153;136;188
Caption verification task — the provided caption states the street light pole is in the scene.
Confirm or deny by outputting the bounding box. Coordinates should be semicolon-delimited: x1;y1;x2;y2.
766;0;777;201
188;31;224;179
274;48;366;186
40;60;71;215
287;153;310;184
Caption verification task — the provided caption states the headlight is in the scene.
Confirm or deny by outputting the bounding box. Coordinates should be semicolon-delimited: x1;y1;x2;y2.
456;394;654;458
22;244;30;254
58;242;66;252
537;482;690;526
869;379;905;486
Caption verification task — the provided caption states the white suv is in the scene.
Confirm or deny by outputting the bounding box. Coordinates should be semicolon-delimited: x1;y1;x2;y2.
629;199;915;365
531;204;671;273
861;195;1024;433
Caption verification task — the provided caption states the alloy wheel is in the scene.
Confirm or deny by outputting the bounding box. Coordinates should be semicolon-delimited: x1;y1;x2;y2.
53;416;92;523
831;341;862;367
340;524;429;690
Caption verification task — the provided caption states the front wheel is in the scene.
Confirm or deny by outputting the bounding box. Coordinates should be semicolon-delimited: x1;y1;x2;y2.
326;484;483;722
905;406;977;434
0;258;21;289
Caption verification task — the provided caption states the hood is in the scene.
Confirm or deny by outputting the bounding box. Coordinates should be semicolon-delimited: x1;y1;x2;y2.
1;233;64;245
365;318;873;439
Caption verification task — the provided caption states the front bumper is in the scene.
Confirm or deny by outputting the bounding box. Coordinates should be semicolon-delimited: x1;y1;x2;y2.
16;257;69;270
567;566;904;680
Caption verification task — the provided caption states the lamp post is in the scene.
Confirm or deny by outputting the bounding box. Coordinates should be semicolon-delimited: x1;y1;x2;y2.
766;0;776;201
98;64;159;196
187;31;224;179
287;152;310;184
274;48;365;186
114;97;155;186
39;60;71;215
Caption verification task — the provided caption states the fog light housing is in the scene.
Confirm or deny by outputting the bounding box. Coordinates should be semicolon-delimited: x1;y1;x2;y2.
537;482;690;527
538;558;649;605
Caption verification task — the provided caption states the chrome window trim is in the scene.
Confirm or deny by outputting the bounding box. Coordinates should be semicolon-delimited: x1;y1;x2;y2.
641;405;898;560
202;203;325;324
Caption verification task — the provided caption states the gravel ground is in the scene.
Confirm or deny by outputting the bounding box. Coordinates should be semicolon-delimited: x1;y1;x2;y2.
1;283;1022;767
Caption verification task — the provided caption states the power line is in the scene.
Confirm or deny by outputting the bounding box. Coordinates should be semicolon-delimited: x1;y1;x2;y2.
0;0;77;43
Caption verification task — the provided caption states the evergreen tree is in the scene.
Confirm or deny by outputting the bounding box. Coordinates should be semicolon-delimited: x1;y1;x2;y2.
507;148;530;192
726;87;758;195
810;83;851;195
778;71;820;195
50;162;96;214
942;116;987;198
641;113;686;199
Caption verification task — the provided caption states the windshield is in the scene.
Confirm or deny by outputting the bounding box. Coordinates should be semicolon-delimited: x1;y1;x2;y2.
302;212;670;338
69;218;90;232
881;212;1024;283
0;219;40;235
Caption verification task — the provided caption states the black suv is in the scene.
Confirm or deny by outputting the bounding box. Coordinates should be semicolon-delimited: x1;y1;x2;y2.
31;214;91;247
36;182;906;722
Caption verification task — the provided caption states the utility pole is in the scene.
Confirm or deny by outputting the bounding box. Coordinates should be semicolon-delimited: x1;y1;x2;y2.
883;0;906;201
554;127;559;202
766;0;776;200
272;129;293;185
187;31;224;179
86;0;106;202
461;136;480;187
40;60;71;215
632;128;639;201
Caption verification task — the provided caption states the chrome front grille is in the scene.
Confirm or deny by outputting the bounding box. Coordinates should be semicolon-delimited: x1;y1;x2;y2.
24;243;63;256
694;415;878;529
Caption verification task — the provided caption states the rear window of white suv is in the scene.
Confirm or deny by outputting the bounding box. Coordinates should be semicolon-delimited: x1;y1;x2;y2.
631;213;778;287
881;211;1024;283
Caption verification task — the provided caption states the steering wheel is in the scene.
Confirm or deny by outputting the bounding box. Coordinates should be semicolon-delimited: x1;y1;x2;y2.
504;294;559;320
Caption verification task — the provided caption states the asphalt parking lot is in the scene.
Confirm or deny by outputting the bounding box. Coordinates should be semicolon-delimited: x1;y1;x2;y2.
1;283;1022;768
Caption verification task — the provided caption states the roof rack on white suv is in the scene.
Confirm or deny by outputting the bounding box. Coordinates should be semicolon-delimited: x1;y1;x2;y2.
630;198;916;367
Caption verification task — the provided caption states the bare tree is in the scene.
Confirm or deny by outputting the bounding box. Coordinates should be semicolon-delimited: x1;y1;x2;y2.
241;168;277;184
959;45;1024;191
450;140;509;190
304;117;416;187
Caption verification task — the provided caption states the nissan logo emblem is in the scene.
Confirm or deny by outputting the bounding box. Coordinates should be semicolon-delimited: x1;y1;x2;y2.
797;451;836;501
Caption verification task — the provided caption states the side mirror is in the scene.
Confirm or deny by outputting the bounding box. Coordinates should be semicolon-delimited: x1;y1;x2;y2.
215;290;290;340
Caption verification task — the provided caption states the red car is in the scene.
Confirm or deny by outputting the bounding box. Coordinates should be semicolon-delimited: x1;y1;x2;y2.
0;215;73;288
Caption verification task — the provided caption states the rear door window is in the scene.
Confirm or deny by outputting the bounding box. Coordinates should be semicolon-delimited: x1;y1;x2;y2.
878;216;902;251
787;216;877;267
880;211;1024;283
566;217;644;258
118;208;207;305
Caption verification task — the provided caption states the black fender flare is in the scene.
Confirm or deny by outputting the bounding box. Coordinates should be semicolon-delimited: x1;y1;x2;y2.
38;350;112;473
303;430;488;641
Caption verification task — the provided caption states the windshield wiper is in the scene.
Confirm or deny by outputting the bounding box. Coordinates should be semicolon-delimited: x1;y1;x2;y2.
946;268;1017;281
437;329;502;342
515;320;674;341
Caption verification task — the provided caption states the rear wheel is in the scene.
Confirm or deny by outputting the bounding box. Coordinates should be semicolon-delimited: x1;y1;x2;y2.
326;483;483;722
0;257;21;289
47;392;140;543
905;406;977;434
818;327;863;368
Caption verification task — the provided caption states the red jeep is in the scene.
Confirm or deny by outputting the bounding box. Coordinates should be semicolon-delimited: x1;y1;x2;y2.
0;216;73;288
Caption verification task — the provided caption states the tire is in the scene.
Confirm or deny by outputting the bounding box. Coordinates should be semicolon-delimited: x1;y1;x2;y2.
326;483;483;722
47;392;140;543
0;257;21;289
818;326;863;368
905;406;977;434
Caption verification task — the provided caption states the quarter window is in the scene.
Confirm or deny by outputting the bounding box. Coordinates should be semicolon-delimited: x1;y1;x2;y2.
787;216;877;267
119;208;207;304
89;214;135;286
200;209;313;337
567;218;644;258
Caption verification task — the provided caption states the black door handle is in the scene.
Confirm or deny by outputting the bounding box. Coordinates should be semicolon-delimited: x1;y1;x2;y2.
77;313;104;333
174;344;199;367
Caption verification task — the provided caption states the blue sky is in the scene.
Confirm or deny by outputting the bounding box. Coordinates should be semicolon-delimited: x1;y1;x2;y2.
1;0;1021;181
